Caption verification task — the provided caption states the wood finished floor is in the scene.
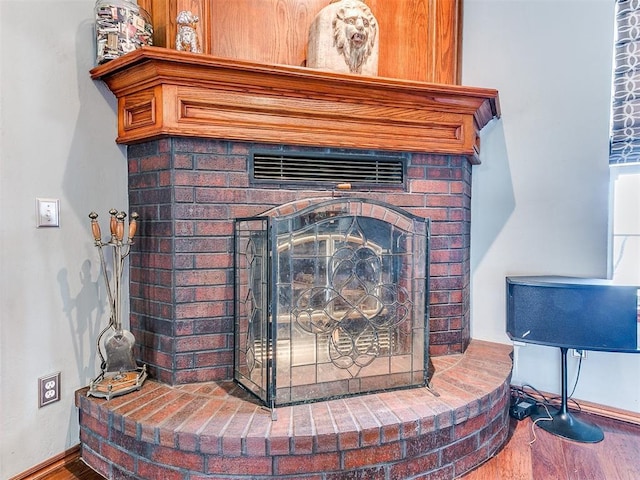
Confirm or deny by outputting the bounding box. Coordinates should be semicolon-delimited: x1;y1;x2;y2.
39;412;640;480
462;411;640;480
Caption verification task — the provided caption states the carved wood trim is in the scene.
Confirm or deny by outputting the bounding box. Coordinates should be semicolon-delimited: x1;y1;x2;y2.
122;90;157;131
91;47;500;162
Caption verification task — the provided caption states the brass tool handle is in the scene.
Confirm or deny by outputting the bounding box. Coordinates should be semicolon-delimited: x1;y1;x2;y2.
116;212;126;242
88;212;101;242
128;212;139;242
109;208;118;238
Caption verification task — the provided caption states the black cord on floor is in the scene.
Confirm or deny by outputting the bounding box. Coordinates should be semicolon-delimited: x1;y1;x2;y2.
510;355;584;414
510;357;586;445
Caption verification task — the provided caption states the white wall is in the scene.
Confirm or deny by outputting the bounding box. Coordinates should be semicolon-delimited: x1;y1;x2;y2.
0;1;128;478
1;1;639;478
464;0;640;413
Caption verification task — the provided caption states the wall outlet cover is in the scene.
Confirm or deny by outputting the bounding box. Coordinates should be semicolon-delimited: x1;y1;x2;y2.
39;372;60;407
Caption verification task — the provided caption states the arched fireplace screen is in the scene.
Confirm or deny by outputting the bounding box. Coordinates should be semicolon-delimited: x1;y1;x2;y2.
234;198;429;407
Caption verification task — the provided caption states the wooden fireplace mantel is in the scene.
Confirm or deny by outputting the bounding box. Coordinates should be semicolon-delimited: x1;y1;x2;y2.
90;46;500;163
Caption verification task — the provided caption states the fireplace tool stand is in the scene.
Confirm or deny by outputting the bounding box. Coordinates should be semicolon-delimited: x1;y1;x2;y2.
87;209;147;400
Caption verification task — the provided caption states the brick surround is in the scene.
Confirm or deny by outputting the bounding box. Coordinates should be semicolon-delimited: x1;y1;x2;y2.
127;137;473;386
77;340;512;480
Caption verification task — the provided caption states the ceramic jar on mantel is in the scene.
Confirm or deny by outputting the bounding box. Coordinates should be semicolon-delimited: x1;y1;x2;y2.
94;0;153;64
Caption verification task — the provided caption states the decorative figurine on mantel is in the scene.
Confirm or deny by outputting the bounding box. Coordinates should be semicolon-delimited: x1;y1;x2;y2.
86;209;147;400
307;0;379;75
175;10;202;53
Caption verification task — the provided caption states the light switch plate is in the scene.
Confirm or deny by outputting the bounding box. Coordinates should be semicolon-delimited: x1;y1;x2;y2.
36;198;60;227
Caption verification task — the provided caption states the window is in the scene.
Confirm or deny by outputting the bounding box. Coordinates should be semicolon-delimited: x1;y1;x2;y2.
610;1;640;283
610;165;640;283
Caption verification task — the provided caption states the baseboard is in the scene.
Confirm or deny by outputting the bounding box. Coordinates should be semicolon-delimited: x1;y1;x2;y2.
8;444;81;480
570;396;640;426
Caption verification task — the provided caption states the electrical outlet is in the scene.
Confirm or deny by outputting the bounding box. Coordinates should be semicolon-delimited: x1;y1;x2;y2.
571;348;587;359
39;372;60;407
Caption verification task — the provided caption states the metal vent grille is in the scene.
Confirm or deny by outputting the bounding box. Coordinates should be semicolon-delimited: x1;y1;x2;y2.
252;153;404;185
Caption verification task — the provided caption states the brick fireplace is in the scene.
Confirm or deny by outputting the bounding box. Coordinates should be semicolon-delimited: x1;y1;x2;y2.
128;138;471;386
76;48;512;479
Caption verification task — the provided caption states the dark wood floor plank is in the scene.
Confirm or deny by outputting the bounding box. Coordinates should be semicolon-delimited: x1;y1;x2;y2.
562;440;608;480
529;418;570;480
462;418;533;480
462;412;640;480
597;414;640;435
597;429;640;480
35;460;104;480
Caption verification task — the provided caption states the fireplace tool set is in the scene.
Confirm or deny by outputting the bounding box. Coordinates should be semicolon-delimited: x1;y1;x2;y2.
87;209;147;400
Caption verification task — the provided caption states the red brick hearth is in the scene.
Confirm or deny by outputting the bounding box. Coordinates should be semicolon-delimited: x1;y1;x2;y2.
77;340;512;479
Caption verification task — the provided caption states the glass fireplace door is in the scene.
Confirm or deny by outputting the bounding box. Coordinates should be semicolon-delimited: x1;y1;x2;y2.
234;198;429;407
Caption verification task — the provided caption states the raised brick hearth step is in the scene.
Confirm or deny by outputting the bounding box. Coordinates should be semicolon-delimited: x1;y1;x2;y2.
76;340;512;480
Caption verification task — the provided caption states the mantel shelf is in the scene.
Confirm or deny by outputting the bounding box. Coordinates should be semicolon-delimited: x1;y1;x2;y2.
91;46;500;163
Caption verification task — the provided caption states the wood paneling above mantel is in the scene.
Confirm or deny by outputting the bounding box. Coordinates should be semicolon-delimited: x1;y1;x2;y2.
91;46;500;163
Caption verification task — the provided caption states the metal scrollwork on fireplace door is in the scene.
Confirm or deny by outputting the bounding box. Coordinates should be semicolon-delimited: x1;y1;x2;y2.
287;216;411;377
